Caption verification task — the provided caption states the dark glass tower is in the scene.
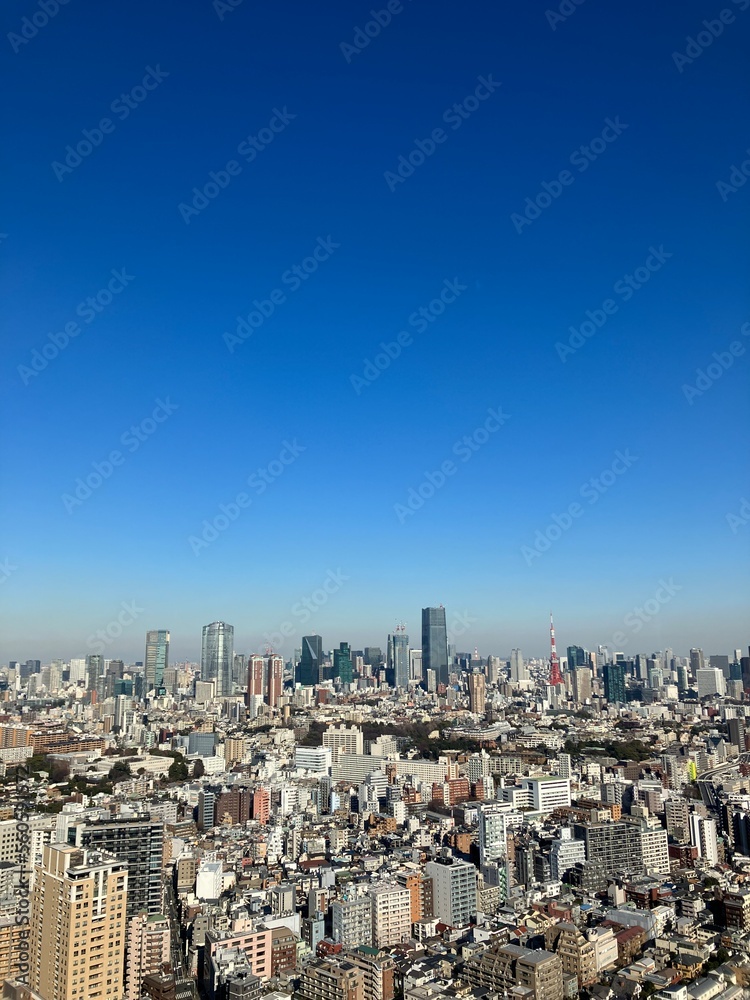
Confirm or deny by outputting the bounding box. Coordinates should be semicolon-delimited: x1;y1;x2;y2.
145;629;170;691
201;621;234;696
603;661;626;704
299;634;323;686
566;645;587;670
333;642;353;684
422;607;448;688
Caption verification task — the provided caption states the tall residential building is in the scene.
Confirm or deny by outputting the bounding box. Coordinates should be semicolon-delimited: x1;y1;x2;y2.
247;655;265;702
509;649;527;684
299;634;323;687
549;829;586;881
478;802;522;866
332;897;373;948
370;884;412;947
126;912;171;1000
690;814;719;865
323;724;364;760
201;621;234;697
29;844;128;1000
68;814;164;921
573;820;643;875
603;662;626;704
425;857;477;927
144;630;170;691
333;642;354;685
468;670;486;715
422;607;449;688
267;654;283;707
387;631;410;690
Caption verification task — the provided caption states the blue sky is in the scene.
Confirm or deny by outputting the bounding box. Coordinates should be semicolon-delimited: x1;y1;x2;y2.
2;0;748;663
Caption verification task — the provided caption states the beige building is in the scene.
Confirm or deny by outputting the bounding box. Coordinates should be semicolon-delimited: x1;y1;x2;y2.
369;884;412;948
323;724;364;760
463;942;563;1000
545;921;597;989
126;912;171;1000
29;843;128;1000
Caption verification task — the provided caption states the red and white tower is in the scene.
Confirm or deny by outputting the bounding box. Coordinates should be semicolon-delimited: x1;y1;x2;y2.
549;612;563;687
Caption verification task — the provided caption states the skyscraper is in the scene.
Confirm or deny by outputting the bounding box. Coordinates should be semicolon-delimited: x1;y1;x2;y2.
333;642;353;685
30;844;128;1000
267;654;284;707
603;662;626;704
299;634;323;686
387;629;410;690
509;648;526;683
422;607;448;688
144;629;170;691
201;621;234;697
468;670;486;715
566;645;587;670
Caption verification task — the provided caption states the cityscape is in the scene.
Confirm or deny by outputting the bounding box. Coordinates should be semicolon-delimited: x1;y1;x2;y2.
3;2;748;1000
2;617;750;1000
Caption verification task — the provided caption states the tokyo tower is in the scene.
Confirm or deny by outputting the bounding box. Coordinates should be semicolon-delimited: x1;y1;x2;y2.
549;612;563;687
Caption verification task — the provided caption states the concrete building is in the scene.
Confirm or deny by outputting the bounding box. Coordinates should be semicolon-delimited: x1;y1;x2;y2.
29;844;128;1000
424;857;477;928
323;725;364;760
463;942;564;1000
126;912;171;1000
370;883;412;947
332;897;373;948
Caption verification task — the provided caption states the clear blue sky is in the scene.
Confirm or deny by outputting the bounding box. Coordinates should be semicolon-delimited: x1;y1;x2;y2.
2;0;748;663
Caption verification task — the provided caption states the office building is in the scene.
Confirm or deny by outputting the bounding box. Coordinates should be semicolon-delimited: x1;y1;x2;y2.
523;776;571;812
603;661;626;704
422;607;448;688
299;634;323;687
690;648;705;673
68;814;164;920
126;912;171;1000
333;642;354;685
696;667;726;698
387;630;410;690
509;648;527;684
144;630;170;692
201;621;234;697
425;856;477;927
29;844;128;1000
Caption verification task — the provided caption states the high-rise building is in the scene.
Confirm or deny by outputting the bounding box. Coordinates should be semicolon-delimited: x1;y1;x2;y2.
299;635;323;687
201;621;234;697
478;802;522;866
144;630;170;692
425;857;477;927
468;670;486;715
566;646;587;670
267;654;283;707
603;662;626;704
690;814;719;865
247;655;264;702
332;897;373;948
333;642;354;685
422;607;448;688
387;630;410;690
126;912;171;1000
696;667;726;698
509;648;526;684
369;884;412;947
690;648;705;674
85;653;104;691
29;844;128;1000
68;814;164;921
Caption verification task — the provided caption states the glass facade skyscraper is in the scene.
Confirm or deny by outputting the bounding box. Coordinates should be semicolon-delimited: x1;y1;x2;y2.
145;629;170;691
299;634;323;686
422;607;448;688
201;621;234;696
333;642;353;685
388;631;410;690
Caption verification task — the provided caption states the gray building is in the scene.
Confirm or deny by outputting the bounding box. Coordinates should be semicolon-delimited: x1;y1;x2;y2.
201;621;234;696
422;607;448;688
